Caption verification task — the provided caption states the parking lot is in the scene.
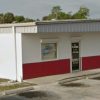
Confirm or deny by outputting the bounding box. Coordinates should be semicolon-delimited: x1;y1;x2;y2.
1;78;100;100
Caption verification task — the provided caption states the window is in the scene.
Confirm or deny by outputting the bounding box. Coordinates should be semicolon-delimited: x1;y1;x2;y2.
41;43;57;60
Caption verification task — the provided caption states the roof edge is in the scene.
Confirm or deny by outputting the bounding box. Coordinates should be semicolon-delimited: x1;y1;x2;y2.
36;19;100;25
0;22;36;28
0;19;100;27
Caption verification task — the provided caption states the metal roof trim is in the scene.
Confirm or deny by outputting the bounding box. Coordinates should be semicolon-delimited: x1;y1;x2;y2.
0;19;100;27
0;22;36;28
36;19;100;25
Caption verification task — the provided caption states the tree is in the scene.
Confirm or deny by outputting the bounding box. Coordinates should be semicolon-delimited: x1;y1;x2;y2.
57;12;66;20
15;16;25;22
42;5;90;20
57;12;72;20
78;5;89;17
4;12;15;23
42;16;48;20
51;6;62;19
36;19;40;21
42;6;62;20
71;5;89;19
25;18;34;22
0;12;36;23
0;13;4;23
67;11;72;19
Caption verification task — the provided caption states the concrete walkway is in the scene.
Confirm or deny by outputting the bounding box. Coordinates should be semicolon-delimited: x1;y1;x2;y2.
24;68;100;85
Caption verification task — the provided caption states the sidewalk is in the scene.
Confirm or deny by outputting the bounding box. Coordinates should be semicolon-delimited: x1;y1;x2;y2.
24;68;100;85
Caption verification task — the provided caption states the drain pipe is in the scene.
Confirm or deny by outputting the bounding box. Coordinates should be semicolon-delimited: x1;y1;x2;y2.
12;26;17;82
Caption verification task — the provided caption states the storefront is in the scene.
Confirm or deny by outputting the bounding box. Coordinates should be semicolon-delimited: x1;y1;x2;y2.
22;32;100;80
0;19;100;82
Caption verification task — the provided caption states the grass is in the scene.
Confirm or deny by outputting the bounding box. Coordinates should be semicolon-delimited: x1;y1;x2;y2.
0;82;36;92
61;83;89;87
0;78;10;82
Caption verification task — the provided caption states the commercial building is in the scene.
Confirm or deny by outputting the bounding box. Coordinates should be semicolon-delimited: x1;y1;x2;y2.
0;19;100;82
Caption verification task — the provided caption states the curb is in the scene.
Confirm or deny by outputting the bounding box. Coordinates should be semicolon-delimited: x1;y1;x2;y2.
58;73;100;84
0;86;34;97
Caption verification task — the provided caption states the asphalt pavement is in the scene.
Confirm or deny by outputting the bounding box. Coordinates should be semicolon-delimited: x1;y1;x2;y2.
1;78;100;100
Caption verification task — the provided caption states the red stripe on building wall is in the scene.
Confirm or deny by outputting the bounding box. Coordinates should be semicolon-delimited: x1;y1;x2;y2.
23;59;70;80
82;55;100;70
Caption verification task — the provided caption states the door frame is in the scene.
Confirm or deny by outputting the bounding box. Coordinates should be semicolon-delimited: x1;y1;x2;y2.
70;40;82;73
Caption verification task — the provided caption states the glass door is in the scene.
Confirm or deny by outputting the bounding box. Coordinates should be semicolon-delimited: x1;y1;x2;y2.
72;42;80;71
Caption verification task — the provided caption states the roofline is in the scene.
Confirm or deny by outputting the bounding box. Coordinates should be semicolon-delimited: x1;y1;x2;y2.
0;19;100;27
0;22;36;28
36;19;100;25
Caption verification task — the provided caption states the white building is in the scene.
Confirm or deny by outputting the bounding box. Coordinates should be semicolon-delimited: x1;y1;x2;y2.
0;19;100;82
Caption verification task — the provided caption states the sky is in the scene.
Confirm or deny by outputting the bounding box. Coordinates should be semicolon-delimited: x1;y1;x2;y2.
0;0;100;20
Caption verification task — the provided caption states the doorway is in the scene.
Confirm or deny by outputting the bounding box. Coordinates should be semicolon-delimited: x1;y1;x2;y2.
71;42;80;72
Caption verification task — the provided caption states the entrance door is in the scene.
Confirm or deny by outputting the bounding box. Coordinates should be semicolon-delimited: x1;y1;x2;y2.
71;42;80;71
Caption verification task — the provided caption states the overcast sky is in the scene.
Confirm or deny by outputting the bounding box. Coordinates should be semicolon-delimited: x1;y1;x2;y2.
0;0;100;20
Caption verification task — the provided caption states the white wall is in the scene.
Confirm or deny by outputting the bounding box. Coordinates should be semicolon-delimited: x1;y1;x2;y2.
16;33;22;82
81;32;100;57
22;32;100;64
22;33;71;64
0;27;12;33
16;26;37;33
0;33;16;80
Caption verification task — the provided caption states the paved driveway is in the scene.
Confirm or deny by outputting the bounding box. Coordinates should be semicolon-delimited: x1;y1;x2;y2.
0;79;100;100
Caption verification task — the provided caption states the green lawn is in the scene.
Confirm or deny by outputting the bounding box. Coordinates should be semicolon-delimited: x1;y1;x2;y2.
0;82;36;92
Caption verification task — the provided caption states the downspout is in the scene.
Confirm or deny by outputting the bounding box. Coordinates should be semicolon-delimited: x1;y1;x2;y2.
12;26;17;81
